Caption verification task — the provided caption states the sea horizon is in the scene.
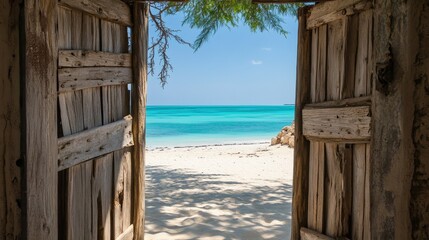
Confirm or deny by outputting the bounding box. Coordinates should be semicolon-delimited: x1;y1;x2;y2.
146;105;295;148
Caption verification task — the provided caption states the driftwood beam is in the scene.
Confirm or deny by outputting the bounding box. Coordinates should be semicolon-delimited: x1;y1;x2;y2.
302;106;371;143
59;50;132;68
58;67;132;92
58;115;134;171
59;0;132;26
307;0;371;29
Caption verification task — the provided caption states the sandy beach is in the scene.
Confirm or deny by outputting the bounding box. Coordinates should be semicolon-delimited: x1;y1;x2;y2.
145;142;294;240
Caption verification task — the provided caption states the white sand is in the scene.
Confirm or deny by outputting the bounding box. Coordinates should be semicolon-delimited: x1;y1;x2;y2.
145;143;294;240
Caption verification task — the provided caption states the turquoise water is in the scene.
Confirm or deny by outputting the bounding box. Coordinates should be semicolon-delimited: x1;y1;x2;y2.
146;105;295;147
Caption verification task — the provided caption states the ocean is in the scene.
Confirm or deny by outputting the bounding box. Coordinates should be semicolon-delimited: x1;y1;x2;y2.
146;105;295;148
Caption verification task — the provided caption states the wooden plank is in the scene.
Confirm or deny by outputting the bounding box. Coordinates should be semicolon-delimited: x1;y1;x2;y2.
307;142;325;232
310;28;319;101
307;0;372;29
24;0;58;239
352;144;366;240
112;21;132;238
59;0;132;26
342;14;359;99
300;227;335;240
58;67;132;92
132;3;149;239
326;20;344;101
115;225;133;240
58;115;134;171
59;50;132;67
354;10;372;97
364;144;370;239
314;25;327;103
291;7;312;240
324;144;352;237
303;106;371;142
0;1;21;238
305;96;371;109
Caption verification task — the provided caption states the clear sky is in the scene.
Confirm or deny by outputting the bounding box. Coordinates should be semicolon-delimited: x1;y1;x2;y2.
147;13;298;106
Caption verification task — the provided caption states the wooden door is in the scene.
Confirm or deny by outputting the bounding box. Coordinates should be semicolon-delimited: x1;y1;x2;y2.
56;1;140;239
293;1;373;239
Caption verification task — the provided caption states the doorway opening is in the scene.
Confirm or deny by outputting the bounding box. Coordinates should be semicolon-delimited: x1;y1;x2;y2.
143;10;298;240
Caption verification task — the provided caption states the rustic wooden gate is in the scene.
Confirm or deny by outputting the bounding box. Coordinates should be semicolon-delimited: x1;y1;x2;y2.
55;1;147;239
293;1;373;239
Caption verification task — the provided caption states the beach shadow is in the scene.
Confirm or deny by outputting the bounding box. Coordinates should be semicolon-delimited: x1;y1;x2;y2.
145;166;293;240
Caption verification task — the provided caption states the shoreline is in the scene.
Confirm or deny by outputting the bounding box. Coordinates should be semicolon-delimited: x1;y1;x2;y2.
147;140;272;151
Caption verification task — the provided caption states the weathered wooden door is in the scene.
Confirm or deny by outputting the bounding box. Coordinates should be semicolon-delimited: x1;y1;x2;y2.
293;0;373;239
55;1;145;239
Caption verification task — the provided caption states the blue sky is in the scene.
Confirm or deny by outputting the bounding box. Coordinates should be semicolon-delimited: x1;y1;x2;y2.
147;13;298;105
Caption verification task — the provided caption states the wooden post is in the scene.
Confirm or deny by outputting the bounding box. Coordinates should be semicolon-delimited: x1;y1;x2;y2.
132;2;148;240
23;0;58;239
292;6;312;240
371;0;415;239
0;1;21;238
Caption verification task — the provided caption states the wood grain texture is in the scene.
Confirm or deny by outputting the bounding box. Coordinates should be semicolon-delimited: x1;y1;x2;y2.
307;0;371;29
58;115;134;171
59;50;131;67
307;23;326;234
292;7;312;240
132;3;149;239
24;0;58;239
371;0;416;239
342;14;359;99
324;144;352;237
307;142;325;232
410;1;429;239
355;10;373;97
352;144;368;240
300;228;335;240
58;67;132;92
0;1;21;238
303;106;371;142
326;20;345;101
59;0;131;26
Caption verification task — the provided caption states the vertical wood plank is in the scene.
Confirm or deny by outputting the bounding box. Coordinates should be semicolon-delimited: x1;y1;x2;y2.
132;3;149;239
355;10;372;97
323;16;351;238
292;7;312;240
364;144;371;239
326;20;344;101
351;10;373;239
316;25;327;103
308;22;326;234
352;144;366;240
307;142;325;232
342;14;359;99
310;28;319;101
112;22;132;239
24;0;58;239
0;1;21;238
324;144;352;237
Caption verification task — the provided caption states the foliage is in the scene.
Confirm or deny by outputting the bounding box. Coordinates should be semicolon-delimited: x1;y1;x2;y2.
148;0;303;86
